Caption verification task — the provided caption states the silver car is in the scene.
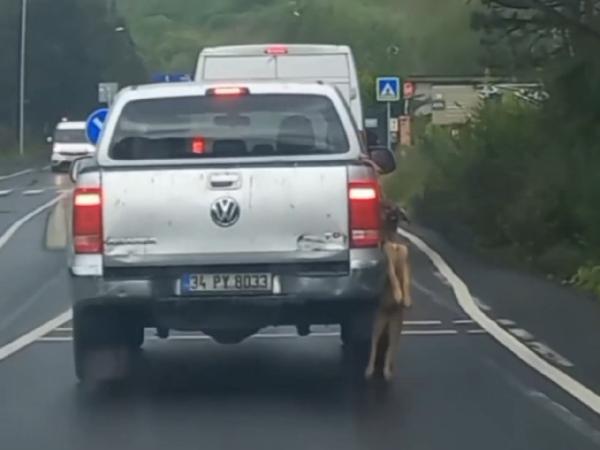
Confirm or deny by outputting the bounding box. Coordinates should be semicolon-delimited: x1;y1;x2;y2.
69;81;395;382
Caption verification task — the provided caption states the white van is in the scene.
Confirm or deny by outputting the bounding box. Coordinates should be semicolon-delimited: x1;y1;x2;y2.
194;44;364;131
50;121;95;172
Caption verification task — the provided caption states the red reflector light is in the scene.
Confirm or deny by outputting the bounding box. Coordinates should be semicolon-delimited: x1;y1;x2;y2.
208;87;249;96
265;45;288;55
192;137;205;154
73;187;103;254
349;180;381;248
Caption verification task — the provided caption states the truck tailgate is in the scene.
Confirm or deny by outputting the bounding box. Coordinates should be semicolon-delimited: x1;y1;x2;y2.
102;166;349;267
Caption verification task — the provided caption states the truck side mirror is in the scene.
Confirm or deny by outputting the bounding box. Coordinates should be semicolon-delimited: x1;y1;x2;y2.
367;146;396;175
70;156;93;183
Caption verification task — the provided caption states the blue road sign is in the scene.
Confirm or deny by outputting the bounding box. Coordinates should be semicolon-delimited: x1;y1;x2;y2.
376;77;401;102
151;73;192;83
85;108;109;145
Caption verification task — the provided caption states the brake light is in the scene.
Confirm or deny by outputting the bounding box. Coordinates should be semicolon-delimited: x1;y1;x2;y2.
207;87;249;96
265;44;288;55
73;187;103;254
349;180;381;248
192;136;206;154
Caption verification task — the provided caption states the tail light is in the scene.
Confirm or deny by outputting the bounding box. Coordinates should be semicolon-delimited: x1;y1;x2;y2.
73;187;103;254
207;86;250;96
192;136;206;154
265;44;288;55
349;180;381;248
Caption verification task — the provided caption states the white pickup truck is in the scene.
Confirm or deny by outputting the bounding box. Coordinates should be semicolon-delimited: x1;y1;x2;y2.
68;81;395;382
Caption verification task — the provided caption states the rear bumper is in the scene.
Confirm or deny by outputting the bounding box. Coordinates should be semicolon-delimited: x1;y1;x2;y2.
51;153;90;165
70;252;386;329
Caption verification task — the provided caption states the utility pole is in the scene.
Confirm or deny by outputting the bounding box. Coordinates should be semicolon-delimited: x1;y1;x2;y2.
18;0;28;157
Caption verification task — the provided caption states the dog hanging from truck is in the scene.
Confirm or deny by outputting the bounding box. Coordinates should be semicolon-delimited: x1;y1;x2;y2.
364;199;413;381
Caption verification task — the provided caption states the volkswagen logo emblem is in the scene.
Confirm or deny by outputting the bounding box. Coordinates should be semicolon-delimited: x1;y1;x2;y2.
210;197;241;227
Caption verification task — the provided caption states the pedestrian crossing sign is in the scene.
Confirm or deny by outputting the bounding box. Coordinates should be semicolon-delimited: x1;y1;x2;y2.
376;77;401;102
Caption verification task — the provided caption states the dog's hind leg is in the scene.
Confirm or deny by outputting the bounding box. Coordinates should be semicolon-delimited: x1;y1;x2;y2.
383;307;405;381
365;311;388;379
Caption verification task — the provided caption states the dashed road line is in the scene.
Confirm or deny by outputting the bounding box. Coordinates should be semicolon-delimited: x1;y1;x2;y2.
453;319;475;325
508;328;535;340
22;189;46;196
405;320;442;326
0;189;13;197
36;328;464;343
398;226;600;415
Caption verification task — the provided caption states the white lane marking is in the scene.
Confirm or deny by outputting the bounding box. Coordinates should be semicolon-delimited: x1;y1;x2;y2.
498;318;516;326
23;189;45;196
454;319;475;325
0;195;62;250
509;328;535;340
466;329;487;335
473;296;492;312
433;271;451;286
0;168;33;181
397;226;600;415
405;320;442;325
0;310;72;361
37;329;462;343
529;341;575;368
507;326;575;368
0;189;13;197
49;324;453;333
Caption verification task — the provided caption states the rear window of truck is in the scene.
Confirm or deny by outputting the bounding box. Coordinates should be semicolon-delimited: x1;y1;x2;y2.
109;94;349;160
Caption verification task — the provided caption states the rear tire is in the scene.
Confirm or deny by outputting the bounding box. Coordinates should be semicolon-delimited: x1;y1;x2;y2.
341;311;373;376
73;306;143;384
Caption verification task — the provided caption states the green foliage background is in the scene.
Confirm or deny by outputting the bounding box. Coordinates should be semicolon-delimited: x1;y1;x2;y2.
119;0;483;103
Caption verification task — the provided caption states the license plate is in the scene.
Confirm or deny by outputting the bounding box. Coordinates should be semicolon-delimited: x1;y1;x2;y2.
179;273;272;294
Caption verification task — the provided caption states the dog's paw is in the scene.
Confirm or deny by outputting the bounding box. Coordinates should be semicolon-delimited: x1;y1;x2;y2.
365;365;375;380
403;296;413;308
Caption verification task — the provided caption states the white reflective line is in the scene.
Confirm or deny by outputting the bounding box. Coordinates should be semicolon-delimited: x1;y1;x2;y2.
0;310;72;361
0;189;13;196
498;318;516;326
466;329;487;335
37;329;463;343
529;341;575;368
453;319;475;325
0;195;62;250
397;226;600;416
53;327;72;332
405;320;442;326
23;189;45;196
509;328;534;340
0;168;33;181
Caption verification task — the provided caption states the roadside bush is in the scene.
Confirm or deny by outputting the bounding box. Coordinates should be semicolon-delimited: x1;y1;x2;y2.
572;266;600;299
390;85;600;297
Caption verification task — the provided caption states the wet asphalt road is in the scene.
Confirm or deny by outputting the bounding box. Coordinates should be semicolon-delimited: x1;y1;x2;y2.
1;166;600;450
